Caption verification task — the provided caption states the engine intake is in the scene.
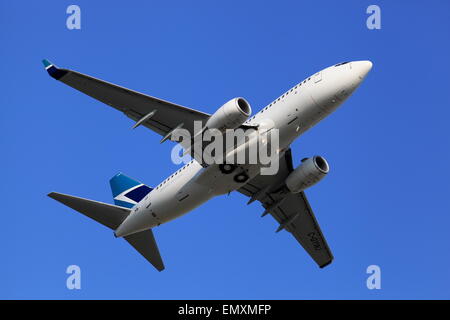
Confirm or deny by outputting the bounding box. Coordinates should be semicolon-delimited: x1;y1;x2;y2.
285;156;329;193
205;97;251;131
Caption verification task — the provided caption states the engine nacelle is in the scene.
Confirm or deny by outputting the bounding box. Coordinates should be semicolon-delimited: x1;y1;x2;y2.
285;156;330;193
205;97;251;131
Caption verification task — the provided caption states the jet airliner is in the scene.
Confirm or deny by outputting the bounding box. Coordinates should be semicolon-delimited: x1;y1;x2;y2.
44;59;372;271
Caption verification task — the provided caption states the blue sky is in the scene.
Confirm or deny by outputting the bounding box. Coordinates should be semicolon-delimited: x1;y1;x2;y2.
1;1;449;299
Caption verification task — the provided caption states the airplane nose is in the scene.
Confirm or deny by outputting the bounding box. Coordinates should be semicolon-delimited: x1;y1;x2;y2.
353;60;373;79
307;60;372;113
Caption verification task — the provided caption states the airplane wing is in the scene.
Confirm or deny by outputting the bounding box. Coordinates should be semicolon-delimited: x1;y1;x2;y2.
237;149;334;268
42;59;210;140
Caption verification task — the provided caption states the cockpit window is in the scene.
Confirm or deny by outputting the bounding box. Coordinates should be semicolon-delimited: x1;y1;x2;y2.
334;61;350;67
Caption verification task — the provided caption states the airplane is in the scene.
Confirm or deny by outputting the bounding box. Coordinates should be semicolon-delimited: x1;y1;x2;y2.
44;59;372;271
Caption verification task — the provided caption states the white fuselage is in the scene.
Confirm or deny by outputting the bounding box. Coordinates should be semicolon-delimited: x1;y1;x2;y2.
114;61;372;237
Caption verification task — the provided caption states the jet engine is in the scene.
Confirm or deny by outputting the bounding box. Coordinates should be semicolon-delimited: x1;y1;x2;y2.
285;156;330;193
205;97;251;131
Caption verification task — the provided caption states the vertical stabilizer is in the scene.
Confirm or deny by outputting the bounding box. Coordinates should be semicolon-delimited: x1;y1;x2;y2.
109;173;152;208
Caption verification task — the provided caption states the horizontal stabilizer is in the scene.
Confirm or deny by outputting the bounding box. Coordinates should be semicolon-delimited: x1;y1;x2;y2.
124;229;165;271
48;192;130;229
49;192;165;271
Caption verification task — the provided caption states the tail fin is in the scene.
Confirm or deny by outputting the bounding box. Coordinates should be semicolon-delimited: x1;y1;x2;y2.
110;173;152;208
48;191;165;271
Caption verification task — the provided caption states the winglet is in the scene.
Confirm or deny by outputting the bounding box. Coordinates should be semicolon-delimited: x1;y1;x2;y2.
42;59;53;69
42;59;68;80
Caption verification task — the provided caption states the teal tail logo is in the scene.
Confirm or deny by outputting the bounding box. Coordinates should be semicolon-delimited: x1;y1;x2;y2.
109;173;152;208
